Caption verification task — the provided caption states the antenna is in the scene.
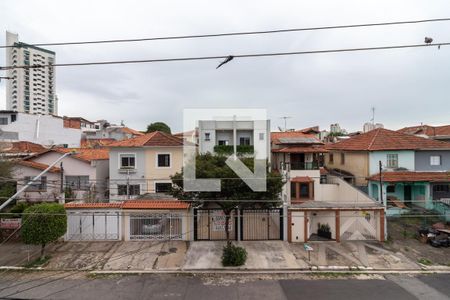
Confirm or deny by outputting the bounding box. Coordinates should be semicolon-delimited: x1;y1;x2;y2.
370;107;375;124
279;116;292;131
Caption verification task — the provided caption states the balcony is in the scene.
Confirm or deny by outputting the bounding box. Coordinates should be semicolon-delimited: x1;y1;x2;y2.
213;144;254;155
290;161;320;170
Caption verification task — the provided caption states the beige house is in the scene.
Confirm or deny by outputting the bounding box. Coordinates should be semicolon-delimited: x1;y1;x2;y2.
325;150;369;186
108;131;194;200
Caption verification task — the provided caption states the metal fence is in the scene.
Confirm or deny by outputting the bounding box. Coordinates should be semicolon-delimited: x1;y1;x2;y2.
129;213;183;240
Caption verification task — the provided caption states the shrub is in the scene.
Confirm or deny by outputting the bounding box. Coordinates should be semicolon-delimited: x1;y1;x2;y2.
10;202;30;218
21;203;67;259
222;243;247;266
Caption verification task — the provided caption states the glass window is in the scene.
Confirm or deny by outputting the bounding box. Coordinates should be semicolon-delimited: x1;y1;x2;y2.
0;118;8;125
300;183;309;198
157;154;170;167
239;137;250;145
386;185;396;193
218;140;228;146
155;182;172;193
259;133;265;140
433;184;449;192
120;154;136;169
386;154;398;168
204;132;210;141
290;182;297;198
430;155;441;166
65;176;89;190
118;184;140;196
340;153;345;165
24;176;47;192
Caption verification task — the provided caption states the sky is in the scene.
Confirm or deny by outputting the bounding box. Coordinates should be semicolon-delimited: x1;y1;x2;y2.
1;0;449;133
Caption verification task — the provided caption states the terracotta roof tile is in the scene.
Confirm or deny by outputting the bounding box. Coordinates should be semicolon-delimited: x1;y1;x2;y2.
398;125;450;137
3;141;46;154
108;131;192;147
291;176;313;183
271;131;322;145
272;146;328;153
16;160;61;173
327;128;450;151
80;138;115;148
65;202;123;209
368;171;450;182
53;148;109;161
121;127;144;136
122;200;190;209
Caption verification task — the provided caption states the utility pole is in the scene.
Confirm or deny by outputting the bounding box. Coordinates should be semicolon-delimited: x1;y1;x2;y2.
0;151;76;211
59;162;65;204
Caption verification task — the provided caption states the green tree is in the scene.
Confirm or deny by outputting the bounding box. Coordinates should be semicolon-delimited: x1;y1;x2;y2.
146;122;171;134
21;203;67;259
171;154;284;242
0;160;16;205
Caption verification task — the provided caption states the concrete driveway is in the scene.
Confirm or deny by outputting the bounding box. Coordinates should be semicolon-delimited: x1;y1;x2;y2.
184;241;308;269
1;241;188;271
289;241;419;269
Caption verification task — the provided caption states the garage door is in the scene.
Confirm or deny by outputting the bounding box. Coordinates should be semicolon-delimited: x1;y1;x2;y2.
67;211;120;241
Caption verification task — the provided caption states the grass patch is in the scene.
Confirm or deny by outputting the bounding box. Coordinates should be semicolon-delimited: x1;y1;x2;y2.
23;255;51;268
417;258;432;266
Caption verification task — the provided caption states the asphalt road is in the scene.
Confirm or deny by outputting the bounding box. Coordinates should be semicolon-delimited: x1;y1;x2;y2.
0;272;448;300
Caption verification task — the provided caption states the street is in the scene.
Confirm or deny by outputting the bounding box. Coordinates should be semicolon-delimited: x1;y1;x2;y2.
0;272;448;299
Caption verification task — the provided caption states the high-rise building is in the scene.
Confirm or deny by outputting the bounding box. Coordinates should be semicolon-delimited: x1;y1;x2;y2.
363;122;384;133
5;31;58;115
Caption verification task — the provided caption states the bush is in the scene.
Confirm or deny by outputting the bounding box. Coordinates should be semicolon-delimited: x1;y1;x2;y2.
222;243;247;267
21;203;67;259
10;202;30;217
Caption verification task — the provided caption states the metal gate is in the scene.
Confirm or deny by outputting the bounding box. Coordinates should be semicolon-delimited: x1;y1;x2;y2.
129;213;183;240
194;209;237;240
241;209;283;240
67;211;120;241
340;211;378;241
194;208;283;241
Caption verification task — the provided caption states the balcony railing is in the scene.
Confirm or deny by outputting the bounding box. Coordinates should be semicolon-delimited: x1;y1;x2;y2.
290;161;320;170
213;145;254;155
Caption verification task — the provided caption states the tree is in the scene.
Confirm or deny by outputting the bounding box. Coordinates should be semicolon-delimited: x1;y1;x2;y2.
170;154;284;242
0;160;16;205
21;203;67;259
146;122;171;134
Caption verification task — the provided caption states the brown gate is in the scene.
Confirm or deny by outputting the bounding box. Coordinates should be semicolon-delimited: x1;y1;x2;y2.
194;209;237;240
241;209;283;240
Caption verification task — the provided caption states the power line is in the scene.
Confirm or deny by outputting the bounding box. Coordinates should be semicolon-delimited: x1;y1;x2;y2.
1;42;447;71
1;17;450;49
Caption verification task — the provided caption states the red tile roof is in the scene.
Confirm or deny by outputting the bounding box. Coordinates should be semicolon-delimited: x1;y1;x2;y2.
291;176;313;183
108;131;191;147
80;138;116;148
271;131;322;145
65;202;123;209
368;171;450;182
16;160;61;173
122;200;190;209
53;148;109;161
398;125;450;137
2;141;46;154
326;128;450;151
121;127;144;136
272;146;328;153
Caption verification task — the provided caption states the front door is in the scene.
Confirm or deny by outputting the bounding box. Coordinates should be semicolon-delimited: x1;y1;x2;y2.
404;185;412;205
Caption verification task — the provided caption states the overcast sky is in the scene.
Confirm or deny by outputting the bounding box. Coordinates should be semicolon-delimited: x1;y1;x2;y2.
1;0;449;133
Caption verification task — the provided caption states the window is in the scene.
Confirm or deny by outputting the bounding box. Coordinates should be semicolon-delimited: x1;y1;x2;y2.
259;133;265;140
340;153;345;165
157;154;171;167
433;184;449;193
386;154;398;168
300;183;309;198
65;176;89;190
239;137;250;145
291;182;313;200
155;182;172;193
329;153;334;164
218;140;229;145
24;176;47;192
10;115;16;122
0;117;8;125
118;184;140;196
204;132;210;141
386;185;396;193
290;182;297;198
430;155;441;166
120;154;136;169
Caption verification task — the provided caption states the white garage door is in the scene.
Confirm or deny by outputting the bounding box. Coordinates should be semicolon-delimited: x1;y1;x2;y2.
67;211;120;241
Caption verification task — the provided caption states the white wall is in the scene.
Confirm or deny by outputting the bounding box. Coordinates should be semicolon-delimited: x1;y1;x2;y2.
12;165;61;202
0;112;81;147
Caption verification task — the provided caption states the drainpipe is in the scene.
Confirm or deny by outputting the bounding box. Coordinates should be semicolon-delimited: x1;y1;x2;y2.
0;151;76;211
379;160;387;239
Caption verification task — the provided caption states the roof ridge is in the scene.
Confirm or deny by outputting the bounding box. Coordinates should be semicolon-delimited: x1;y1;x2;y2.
367;128;382;150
